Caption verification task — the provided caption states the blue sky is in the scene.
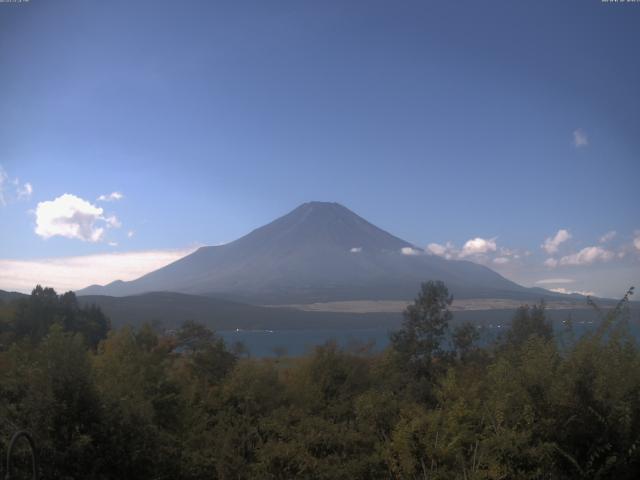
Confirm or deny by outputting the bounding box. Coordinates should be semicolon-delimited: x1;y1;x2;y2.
1;0;639;297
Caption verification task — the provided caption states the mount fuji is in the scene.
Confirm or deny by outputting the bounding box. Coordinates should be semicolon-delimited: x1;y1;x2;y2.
78;202;555;304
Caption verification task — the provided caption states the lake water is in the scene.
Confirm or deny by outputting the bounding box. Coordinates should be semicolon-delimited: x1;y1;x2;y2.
219;320;640;357
220;327;391;357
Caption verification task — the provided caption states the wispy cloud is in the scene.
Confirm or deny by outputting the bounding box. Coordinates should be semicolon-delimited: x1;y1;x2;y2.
0;167;7;206
350;247;362;253
0;247;198;293
0;165;33;206
97;191;124;202
573;128;588;148
598;230;617;243
427;242;456;259
16;182;33;200
105;215;121;228
542;229;571;255
549;287;595;296
535;278;574;285
426;242;454;259
558;246;615;266
545;246;615;268
35;193;120;242
401;247;422;256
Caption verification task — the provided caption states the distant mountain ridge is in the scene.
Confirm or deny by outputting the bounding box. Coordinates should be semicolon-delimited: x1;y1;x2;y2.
0;289;28;303
78;202;566;304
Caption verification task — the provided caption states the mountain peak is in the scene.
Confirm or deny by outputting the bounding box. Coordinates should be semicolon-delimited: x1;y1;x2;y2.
238;201;411;253
77;201;532;303
300;201;342;207
291;201;355;218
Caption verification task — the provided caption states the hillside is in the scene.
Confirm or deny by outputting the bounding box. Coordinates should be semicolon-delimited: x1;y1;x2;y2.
78;202;559;304
0;289;28;303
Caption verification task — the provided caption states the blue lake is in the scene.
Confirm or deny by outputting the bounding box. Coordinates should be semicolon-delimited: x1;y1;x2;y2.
219;327;392;357
219;320;640;358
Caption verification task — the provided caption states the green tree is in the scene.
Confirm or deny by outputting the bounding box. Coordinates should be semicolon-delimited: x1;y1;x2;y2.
389;280;453;402
92;326;182;478
9;286;109;347
175;320;237;384
0;325;103;478
452;321;480;361
504;301;552;348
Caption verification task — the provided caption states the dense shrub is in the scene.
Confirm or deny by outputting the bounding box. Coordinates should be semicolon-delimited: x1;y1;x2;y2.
0;284;638;479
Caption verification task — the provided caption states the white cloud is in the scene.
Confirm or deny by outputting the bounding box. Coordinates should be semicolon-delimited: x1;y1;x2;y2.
105;215;122;228
401;247;422;256
0;247;198;293
97;191;124;202
428;239;516;262
16;182;33;200
499;247;517;258
535;278;574;285
573;128;588;148
0;166;7;206
549;287;595;296
558;246;615;266
0;166;32;205
426;242;457;259
127;230;135;238
542;229;571;254
350;247;362;253
460;237;497;257
599;230;616;243
546;246;614;268
426;243;446;256
427;243;447;256
634;234;640;251
35;193;121;242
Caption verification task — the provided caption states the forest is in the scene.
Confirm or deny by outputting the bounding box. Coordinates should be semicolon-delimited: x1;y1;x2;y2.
0;282;639;479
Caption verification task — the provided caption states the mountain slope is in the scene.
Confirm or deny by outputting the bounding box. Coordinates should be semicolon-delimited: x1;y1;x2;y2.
78;202;546;303
0;289;28;303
